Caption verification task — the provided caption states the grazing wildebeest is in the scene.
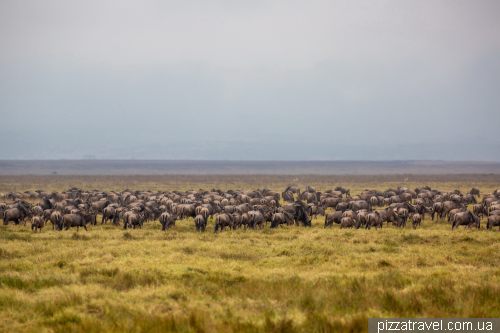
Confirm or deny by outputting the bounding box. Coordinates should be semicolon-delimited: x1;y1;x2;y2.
340;216;358;229
307;203;325;219
270;211;294;228
31;216;44;233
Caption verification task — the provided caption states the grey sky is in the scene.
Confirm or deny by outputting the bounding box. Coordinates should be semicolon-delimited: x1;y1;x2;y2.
1;1;499;160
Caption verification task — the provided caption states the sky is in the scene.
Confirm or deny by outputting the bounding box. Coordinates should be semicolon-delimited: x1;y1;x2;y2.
1;0;499;160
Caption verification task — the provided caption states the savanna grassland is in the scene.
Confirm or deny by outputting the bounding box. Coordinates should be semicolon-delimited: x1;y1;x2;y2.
1;174;500;333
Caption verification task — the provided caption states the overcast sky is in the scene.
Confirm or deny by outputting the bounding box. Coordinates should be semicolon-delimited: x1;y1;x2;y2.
1;1;499;160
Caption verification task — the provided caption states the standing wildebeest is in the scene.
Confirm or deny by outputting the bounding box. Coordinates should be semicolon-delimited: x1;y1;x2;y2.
324;211;344;228
32;205;44;217
365;211;382;229
412;213;422;229
349;200;371;212
469;188;480;197
307;203;325;219
123;211;145;229
159;212;177;231
487;215;500;231
334;187;350;197
270;211;294;228
2;206;32;225
322;197;342;211
102;206;116;225
442;201;465;220
31;216;44;233
340;216;358;229
452;211;476;230
215;213;234;232
63;212;94;231
305;186;316;193
281;189;295;202
472;204;487;218
194;214;207;232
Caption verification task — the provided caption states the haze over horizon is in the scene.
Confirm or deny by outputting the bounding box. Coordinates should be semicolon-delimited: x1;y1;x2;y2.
1;1;499;160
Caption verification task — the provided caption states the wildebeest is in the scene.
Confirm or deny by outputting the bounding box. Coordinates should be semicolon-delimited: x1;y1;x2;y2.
412;213;422;229
486;215;500;231
340;216;358;229
365;211;382;229
452;211;477;230
123;211;145;229
469;188;480;197
334;186;350;197
63;212;95;231
270;211;294;228
159;212;177;231
215;213;234;232
194;214;207;232
31;216;44;233
102;206;116;225
2;206;32;225
324;211;344;228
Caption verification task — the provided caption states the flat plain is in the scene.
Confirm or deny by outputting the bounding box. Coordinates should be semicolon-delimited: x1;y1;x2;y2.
1;174;500;332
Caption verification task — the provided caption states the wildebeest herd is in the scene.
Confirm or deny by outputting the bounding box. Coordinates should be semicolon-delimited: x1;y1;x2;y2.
2;185;500;233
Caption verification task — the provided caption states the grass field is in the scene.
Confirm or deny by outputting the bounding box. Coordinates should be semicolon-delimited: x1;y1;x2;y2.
1;175;500;332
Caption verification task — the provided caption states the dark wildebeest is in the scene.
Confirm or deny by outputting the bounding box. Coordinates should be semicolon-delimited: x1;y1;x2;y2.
431;202;444;220
32;205;44;217
194;214;207;232
487;215;500;231
452;211;476;230
159;212;177;231
349;200;371;212
101;206;116;225
324;211;344;228
365;211;383;229
2;206;32;225
334;186;350;197
308;203;325;219
270;211;294;228
215;213;234;232
442;201;465;220
323;197;342;211
305;186;316;193
31;216;45;233
281;190;295;202
469;188;480;197
63;212;94;231
123;211;145;229
340;216;358;229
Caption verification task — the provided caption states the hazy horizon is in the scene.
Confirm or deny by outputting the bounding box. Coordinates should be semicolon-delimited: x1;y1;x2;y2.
1;1;499;160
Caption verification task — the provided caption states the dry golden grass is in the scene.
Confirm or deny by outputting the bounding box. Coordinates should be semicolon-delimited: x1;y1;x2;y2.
0;175;499;332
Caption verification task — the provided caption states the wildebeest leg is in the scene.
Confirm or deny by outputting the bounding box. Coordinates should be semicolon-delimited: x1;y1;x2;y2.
84;225;88;231
77;226;79;232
